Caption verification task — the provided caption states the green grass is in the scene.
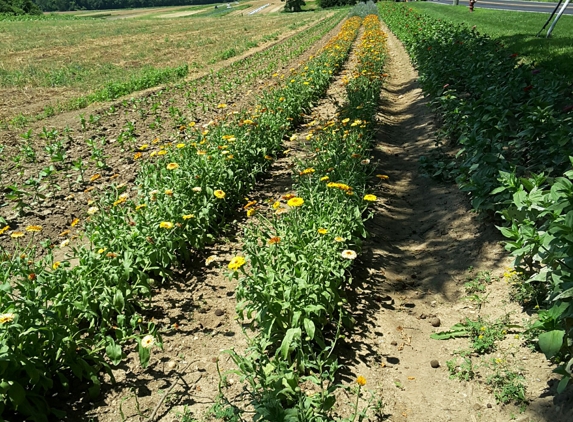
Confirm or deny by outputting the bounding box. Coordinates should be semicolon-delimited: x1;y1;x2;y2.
408;3;573;79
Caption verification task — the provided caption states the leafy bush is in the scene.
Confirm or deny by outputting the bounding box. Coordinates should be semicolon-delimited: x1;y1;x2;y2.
378;2;573;391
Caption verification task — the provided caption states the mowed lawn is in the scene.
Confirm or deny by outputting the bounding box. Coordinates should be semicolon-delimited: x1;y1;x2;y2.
409;3;573;79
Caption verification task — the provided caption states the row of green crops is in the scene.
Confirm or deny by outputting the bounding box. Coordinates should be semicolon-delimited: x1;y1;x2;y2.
0;18;362;422
377;3;573;391
227;14;388;420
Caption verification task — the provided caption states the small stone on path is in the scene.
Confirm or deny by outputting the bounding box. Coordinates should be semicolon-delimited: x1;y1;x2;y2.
430;317;441;327
430;360;440;368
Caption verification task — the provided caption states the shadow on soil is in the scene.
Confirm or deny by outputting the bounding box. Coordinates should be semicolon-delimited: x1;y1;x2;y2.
336;74;573;421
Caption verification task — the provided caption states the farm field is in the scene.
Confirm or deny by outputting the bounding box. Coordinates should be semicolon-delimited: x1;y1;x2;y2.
1;2;573;422
0;2;319;125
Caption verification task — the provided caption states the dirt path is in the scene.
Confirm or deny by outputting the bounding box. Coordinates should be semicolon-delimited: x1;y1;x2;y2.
335;22;572;422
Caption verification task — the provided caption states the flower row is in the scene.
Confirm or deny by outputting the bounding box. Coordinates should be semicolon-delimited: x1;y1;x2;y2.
0;17;362;422
228;14;388;419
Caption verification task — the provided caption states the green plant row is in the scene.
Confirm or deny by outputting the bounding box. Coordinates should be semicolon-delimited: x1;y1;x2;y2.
227;14;387;420
377;3;573;391
0;17;360;422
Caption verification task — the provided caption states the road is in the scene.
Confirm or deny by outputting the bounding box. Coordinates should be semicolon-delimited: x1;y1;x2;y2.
429;0;572;15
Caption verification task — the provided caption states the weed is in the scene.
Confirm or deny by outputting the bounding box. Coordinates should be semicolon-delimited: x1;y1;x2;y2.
446;357;476;381
486;359;527;405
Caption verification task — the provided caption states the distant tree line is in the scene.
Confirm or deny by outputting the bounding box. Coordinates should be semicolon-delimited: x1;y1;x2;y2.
0;0;42;14
315;0;359;8
33;0;223;12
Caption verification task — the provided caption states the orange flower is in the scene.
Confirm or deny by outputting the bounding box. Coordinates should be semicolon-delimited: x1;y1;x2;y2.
268;236;281;245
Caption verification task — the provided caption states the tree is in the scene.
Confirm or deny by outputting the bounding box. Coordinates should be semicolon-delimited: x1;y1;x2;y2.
283;0;305;12
0;0;42;14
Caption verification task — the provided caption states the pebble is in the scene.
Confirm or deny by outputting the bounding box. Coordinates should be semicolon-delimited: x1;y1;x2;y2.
391;341;398;346
430;317;441;327
430;360;440;368
473;404;481;411
214;309;225;316
487;403;492;408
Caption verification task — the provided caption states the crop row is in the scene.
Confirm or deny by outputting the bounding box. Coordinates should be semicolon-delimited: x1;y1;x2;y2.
0;15;372;422
0;14;341;249
228;14;387;420
377;3;573;391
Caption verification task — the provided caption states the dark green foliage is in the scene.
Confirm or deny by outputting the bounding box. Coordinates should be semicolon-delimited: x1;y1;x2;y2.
317;0;357;9
378;2;573;393
0;0;42;15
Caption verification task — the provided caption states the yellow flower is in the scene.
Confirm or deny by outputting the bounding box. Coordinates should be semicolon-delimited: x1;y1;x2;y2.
157;150;167;156
318;228;328;235
480;326;486;331
334;236;344;242
356;375;366;386
139;144;149;151
98;248;107;254
287;197;304;207
52;261;61;270
11;231;24;238
135;204;146;211
113;197;126;207
376;174;389;180
247;208;256;217
341;250;357;260
25;225;42;232
159;222;174;229
133;152;143;160
299;168;315;176
214;190;226;199
364;194;377;202
182;214;194;220
320;176;329;182
0;313;15;324
141;334;155;349
327;182;352;192
264;155;273;160
217;103;227;109
244;200;257;210
272;201;281;209
228;256;246;270
60;239;70;248
89;173;101;182
342;118;350;124
176;143;186;149
166;163;179;170
0;225;9;235
165;189;174;196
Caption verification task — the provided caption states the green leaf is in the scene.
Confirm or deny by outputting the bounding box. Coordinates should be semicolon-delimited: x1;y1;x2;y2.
105;339;123;366
7;381;26;406
303;318;315;340
280;328;301;360
557;375;570;394
430;323;470;340
138;343;151;368
538;330;564;359
113;289;125;311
